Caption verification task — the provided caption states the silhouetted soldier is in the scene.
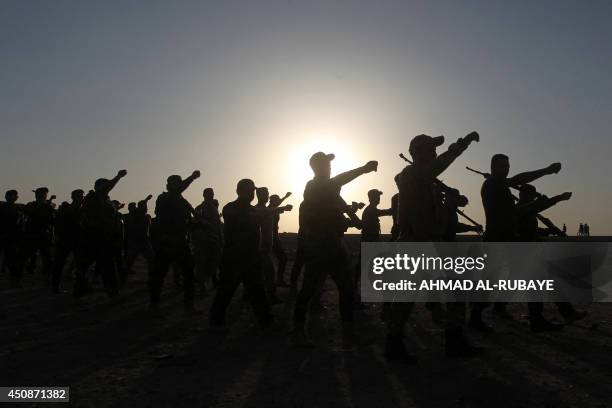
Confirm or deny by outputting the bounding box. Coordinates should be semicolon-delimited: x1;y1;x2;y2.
75;171;127;300
269;192;291;287
22;187;55;281
578;223;584;236
440;187;483;241
390;175;400;242
516;185;586;330
387;132;480;362
584;223;590;236
149;171;201;315
289;201;306;297
293;152;377;348
470;154;563;329
210;179;292;327
562;223;567;235
0;190;25;287
124;195;155;281
52;189;84;293
191;188;223;295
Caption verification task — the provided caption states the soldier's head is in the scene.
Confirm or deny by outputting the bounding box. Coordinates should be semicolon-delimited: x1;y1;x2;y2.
490;154;510;179
5;190;18;204
368;189;383;205
269;194;282;207
128;202;137;213
94;178;108;193
71;189;84;204
309;152;335;179
409;134;444;164
236;179;256;202
33;187;49;202
166;175;183;194
256;187;269;204
203;187;214;201
518;184;537;201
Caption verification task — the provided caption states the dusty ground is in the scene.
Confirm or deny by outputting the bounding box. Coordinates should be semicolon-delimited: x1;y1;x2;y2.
2;238;612;408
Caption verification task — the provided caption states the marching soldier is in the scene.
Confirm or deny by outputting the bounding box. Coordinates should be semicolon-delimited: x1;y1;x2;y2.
191;188;223;295
293;152;377;348
52;189;84;293
75;171;127;300
210;179;292;328
0;190;25;287
22;187;55;282
124;195;155;280
149;171;201;315
387;132;481;362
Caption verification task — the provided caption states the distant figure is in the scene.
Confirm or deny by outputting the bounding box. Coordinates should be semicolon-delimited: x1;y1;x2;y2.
293;151;377;348
209;179;292;327
562;223;567;234
124;195;154;281
52;189;84;293
0;190;24;287
269;192;291;287
22;187;55;281
578;223;584;236
584;223;590;237
75;170;127;300
256;187;281;304
149;171;201;315
191;187;223;295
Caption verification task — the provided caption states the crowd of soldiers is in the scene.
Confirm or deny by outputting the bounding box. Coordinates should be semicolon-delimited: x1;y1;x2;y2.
0;131;588;364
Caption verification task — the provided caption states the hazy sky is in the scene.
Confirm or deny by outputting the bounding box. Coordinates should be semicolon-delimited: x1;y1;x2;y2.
2;1;611;234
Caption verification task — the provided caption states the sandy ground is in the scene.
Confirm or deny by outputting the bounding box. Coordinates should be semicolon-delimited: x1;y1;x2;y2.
2;245;612;408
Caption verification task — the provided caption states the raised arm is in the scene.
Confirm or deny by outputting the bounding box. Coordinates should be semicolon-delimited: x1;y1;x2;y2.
179;170;201;193
507;163;561;187
330;161;378;188
100;169;128;196
516;192;571;217
428;132;479;179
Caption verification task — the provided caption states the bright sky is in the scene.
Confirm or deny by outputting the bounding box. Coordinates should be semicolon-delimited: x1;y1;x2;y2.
2;1;611;234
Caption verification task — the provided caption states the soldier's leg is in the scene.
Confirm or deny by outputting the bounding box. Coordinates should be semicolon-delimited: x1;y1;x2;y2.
74;246;94;299
52;244;70;293
176;245;195;310
293;254;327;328
98;245;119;298
272;238;287;285
39;239;53;281
327;243;354;326
242;257;272;326
124;245;139;274
209;257;243;326
6;242;24;287
383;302;416;363
149;247;172;309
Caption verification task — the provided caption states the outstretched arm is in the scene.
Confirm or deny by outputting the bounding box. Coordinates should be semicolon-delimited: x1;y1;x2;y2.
331;161;378;188
100;170;128;196
508;163;561;187
179;170;201;193
376;208;394;217
429;132;479;179
516;192;572;217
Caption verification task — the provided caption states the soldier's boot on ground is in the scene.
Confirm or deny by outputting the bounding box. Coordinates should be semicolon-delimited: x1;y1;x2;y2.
384;334;417;364
561;309;587;324
530;316;564;333
291;324;314;348
444;327;484;358
468;310;494;333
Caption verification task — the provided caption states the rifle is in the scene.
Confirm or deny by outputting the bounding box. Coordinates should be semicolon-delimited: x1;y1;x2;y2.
465;166;566;237
398;153;483;233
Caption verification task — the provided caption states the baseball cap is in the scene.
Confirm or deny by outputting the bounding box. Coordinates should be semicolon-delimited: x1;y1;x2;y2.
309;152;335;168
409;134;444;155
237;178;257;192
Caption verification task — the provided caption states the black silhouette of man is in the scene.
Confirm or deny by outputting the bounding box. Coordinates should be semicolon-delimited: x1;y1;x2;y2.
0;190;25;287
293;152;377;348
149;171;201;315
74;170;127;299
22;187;55;281
52;189;84;293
